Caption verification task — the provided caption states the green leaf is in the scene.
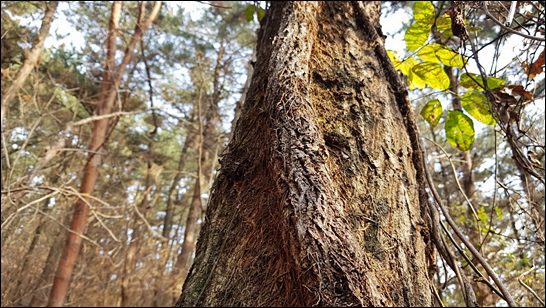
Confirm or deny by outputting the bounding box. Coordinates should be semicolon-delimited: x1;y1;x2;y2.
404;2;435;52
388;51;418;75
411;61;450;90
495;207;503;220
257;7;266;21
408;70;427;89
445;110;475;151
416;45;439;63
460;73;506;90
461;91;496;125
420;99;443;127
387;50;400;65
405;22;431;51
245;5;255;22
387;51;425;89
436;14;453;37
400;58;419;75
435;47;464;68
413;1;435;23
417;44;464;68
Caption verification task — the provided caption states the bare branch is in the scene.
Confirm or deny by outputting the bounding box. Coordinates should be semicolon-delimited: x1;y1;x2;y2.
482;2;545;42
518;266;545;306
422;141;518;307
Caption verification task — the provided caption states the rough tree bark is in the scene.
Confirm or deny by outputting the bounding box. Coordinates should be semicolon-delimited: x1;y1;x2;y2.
176;2;433;306
47;2;161;307
0;1;58;123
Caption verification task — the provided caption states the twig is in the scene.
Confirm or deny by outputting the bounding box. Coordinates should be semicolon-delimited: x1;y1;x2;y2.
431;283;445;307
517;266;545;306
70;190;121;242
67;109;154;127
7;117;42;199
482;2;545;41
424;137;480;222
439;220;505;300
422;144;518;307
35;207;120;267
196;1;231;9
0;190;59;230
132;197;167;241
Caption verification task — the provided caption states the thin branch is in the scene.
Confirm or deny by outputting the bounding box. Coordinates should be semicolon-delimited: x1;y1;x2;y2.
132;198;167;241
431;284;445;307
518;266;545;306
439;220;505;300
423;144;517;307
482;2;545;42
0;190;59;230
68;109;155;127
424;137;480;222
196;1;231;9
69;189;121;242
35;207;121;268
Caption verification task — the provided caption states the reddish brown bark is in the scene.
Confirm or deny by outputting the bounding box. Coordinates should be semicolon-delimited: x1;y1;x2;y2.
28;211;71;307
46;2;162;306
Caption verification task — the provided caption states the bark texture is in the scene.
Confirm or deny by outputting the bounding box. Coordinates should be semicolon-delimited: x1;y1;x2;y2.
176;2;432;306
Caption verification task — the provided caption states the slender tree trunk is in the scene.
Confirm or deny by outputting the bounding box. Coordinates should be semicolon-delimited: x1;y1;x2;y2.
11;193;56;304
46;3;121;305
173;43;224;284
28;210;71;307
162;115;197;239
171;88;205;285
120;136;161;307
176;2;432;306
153;110;197;307
0;1;58;123
47;3;161;306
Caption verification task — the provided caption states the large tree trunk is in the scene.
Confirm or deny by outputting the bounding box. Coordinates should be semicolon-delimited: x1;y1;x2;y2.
176;2;432;306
